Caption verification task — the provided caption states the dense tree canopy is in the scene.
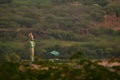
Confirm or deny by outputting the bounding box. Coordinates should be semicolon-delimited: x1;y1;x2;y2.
0;0;12;4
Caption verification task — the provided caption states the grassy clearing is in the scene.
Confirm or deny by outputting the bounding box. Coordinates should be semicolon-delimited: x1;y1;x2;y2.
2;35;120;49
37;39;81;47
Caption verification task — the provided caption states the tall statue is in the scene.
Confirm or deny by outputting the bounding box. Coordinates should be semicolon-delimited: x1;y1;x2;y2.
28;32;36;62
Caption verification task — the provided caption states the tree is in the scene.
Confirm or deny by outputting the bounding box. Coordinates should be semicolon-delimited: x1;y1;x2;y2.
3;53;20;62
94;0;109;6
96;49;104;59
70;51;84;59
105;5;120;17
0;0;12;4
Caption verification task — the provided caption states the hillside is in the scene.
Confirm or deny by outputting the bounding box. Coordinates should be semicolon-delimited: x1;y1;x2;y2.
0;0;120;60
0;1;120;80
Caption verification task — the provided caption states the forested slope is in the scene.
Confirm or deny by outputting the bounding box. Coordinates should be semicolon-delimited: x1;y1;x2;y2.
0;0;120;60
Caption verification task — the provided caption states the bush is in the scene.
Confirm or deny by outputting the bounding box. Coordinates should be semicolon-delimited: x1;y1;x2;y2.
105;5;120;17
0;0;12;4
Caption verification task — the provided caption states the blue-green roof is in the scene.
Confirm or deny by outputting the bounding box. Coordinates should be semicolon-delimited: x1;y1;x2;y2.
49;50;60;56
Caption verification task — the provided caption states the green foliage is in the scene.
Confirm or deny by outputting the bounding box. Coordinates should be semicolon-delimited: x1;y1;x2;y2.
77;0;109;6
94;0;109;6
90;27;115;36
0;62;20;80
0;0;12;4
0;59;120;80
105;5;120;17
70;51;83;59
0;0;106;29
1;53;20;62
0;0;120;60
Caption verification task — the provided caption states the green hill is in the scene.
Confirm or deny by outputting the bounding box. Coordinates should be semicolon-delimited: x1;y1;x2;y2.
0;0;120;60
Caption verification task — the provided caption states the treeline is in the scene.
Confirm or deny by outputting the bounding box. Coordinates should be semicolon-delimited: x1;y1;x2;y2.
52;0;109;6
0;59;120;80
0;0;120;28
0;38;120;62
0;27;119;41
0;0;12;4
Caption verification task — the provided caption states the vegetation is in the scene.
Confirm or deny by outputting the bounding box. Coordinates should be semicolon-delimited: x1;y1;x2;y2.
0;0;120;60
0;0;12;4
0;0;120;80
0;59;120;80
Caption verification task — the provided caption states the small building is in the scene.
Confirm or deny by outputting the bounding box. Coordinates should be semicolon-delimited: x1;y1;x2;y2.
49;50;60;56
46;50;60;59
